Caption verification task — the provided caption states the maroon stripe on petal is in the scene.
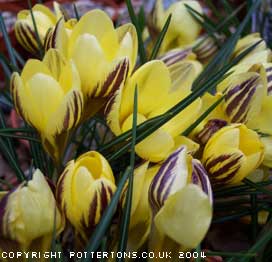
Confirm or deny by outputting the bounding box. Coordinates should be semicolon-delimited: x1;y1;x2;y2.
226;77;258;117
231;86;257;123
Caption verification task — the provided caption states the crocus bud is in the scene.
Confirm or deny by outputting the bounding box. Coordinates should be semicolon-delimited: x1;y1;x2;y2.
218;71;265;123
10;48;83;163
202;124;264;186
56;151;116;242
0;169;63;253
45;10;138;120
149;0;203;53
14;2;68;55
148;147;212;255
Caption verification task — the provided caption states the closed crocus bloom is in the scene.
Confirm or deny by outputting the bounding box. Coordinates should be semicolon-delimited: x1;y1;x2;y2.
150;0;203;53
148;147;212;257
106;60;202;162
202;124;264;186
217;70;265;123
46;10;138;119
11;49;82;163
0;169;63;255
56;151;116;243
14;2;69;54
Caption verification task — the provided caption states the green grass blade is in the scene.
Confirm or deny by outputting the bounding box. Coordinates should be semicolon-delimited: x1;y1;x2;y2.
73;3;80;21
81;167;132;260
0;137;25;181
117;87;138;260
220;0;240;26
149;14;172;60
125;0;147;64
0;14;18;71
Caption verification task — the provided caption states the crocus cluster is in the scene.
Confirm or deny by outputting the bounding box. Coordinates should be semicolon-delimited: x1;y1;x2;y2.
1;0;271;259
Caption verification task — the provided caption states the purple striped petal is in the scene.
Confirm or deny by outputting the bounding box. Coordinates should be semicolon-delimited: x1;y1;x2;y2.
224;75;262;123
192;159;213;204
159;48;193;67
149;147;189;214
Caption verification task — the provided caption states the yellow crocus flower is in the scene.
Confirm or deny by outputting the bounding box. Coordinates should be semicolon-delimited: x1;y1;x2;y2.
10;48;83;163
149;0;203;53
15;2;75;55
56;151;116;244
105;59;202;162
46;10;138;119
202;124;264;186
0;169;64;257
148;147;212;258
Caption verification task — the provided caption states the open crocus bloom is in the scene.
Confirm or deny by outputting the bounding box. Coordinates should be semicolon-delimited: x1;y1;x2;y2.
46;10;138;119
10;49;83;163
149;0;203;53
106;60;202;162
202;124;264;186
0;169;63;254
56;151;116;243
148;147;212;257
15;2;74;55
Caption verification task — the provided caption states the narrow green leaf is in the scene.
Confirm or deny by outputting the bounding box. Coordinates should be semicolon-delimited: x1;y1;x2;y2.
117;87;138;260
243;178;272;196
125;0;147;64
0;138;25;181
149;14;172;60
28;0;44;58
0;133;40;142
81;167;132;260
0;14;18;71
73;3;80;21
220;0;240;26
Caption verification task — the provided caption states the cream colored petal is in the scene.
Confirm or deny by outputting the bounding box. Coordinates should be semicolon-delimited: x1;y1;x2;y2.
154;184;212;249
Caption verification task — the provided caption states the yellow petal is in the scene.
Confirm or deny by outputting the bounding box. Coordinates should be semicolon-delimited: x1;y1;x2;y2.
116;23;138;73
68;10;118;57
120;60;171;122
154;184;212;249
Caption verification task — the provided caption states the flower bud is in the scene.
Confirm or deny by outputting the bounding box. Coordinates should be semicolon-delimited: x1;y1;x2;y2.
0;169;63;252
56;151;116;242
202;124;264;186
10;49;83;163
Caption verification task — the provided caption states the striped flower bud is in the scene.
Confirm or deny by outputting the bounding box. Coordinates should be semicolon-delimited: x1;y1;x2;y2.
10;49;83;163
202;124;264;186
14;2;69;55
218;72;265;124
56;151;116;242
0;169;64;253
148;147;212;252
193;35;219;64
